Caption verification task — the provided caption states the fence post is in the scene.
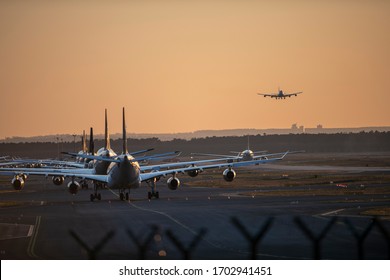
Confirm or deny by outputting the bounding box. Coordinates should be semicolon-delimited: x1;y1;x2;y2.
69;230;115;260
126;225;159;259
165;228;207;259
294;217;337;259
231;217;274;260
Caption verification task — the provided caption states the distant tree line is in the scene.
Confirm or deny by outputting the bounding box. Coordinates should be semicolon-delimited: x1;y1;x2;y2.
0;131;389;159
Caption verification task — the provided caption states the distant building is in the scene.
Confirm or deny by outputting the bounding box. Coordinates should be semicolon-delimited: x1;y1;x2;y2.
291;123;304;133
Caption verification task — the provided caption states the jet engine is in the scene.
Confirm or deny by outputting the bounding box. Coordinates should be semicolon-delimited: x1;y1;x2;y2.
223;168;236;182
11;175;25;190
52;176;64;186
67;181;80;194
167;177;180;190
186;169;199;177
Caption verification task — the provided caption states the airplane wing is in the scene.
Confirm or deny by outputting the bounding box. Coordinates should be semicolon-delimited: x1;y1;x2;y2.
0;158;86;168
0;168;108;183
128;148;154;156
0;167;95;176
190;152;238;159
140;152;289;182
252;150;304;160
141;156;240;172
63;151;181;163
284;91;303;97
257;93;276;98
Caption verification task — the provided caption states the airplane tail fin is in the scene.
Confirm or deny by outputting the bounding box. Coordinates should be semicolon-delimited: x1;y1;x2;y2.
122;107;128;155
82;130;87;152
104;109;111;150
89;127;94;155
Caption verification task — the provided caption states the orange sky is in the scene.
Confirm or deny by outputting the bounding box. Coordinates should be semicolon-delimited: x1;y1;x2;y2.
0;0;389;139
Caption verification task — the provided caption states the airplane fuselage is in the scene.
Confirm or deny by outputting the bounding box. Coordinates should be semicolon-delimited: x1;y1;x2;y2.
240;150;254;161
93;148;117;175
107;154;141;189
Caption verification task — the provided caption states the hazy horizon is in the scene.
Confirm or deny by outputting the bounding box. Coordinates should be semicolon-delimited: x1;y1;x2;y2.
2;125;390;142
1;1;389;139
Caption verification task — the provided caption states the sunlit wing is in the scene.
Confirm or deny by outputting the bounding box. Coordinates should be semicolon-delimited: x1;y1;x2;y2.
190;152;237;159
0;168;108;184
0;167;94;176
252;150;304;159
252;150;268;154
140;152;289;182
141;156;238;172
63;151;181;163
0;159;85;168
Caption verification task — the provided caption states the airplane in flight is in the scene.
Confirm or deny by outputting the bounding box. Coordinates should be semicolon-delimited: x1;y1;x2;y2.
0;108;290;201
258;88;303;99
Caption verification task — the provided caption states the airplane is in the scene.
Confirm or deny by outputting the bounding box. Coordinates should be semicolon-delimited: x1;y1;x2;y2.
0;129;95;169
0;156;10;161
0;108;290;201
0;109;180;198
191;135;268;162
257;88;302;99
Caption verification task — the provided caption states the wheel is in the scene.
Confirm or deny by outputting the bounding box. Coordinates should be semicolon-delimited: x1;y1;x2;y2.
120;193;124;201
97;193;101;200
90;194;94;202
125;192;129;201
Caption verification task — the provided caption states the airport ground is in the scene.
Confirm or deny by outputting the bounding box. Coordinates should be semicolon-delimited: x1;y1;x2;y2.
0;152;390;260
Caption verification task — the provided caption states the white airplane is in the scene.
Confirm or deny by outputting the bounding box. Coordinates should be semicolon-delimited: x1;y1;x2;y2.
0;108;290;201
0;156;10;161
191;136;269;162
258;88;302;99
0;129;94;169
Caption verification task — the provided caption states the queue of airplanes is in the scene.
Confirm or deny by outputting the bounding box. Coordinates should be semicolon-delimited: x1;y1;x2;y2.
0;108;292;202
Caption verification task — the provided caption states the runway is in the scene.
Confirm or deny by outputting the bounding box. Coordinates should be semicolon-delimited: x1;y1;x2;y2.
0;176;389;260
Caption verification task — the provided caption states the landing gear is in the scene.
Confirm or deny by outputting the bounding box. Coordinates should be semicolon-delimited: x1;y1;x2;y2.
119;189;130;201
147;178;159;200
90;182;102;202
90;193;101;201
148;191;159;199
81;180;89;189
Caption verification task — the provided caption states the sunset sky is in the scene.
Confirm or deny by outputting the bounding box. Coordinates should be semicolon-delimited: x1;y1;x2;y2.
0;0;389;139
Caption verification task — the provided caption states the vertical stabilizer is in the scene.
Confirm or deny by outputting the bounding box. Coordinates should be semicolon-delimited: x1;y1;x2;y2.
89;127;94;155
247;135;250;150
82;130;87;152
122;107;128;154
105;109;111;150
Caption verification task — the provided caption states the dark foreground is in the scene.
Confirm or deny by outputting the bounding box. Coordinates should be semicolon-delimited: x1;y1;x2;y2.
1;172;389;260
